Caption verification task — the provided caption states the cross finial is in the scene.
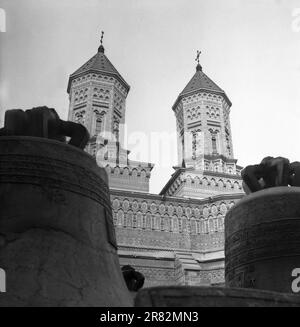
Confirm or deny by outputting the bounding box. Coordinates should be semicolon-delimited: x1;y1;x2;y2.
100;31;104;46
195;50;201;64
98;30;105;53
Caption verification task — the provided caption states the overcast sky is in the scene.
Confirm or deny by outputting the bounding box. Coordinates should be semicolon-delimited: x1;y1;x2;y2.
1;0;300;193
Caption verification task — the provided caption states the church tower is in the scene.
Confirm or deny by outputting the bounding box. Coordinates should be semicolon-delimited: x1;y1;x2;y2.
160;54;243;199
67;33;153;192
67;32;129;155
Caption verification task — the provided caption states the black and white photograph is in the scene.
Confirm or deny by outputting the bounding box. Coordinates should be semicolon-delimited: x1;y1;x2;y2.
0;0;300;312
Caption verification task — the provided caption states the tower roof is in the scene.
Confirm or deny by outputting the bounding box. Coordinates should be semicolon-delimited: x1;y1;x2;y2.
173;64;231;109
67;44;130;93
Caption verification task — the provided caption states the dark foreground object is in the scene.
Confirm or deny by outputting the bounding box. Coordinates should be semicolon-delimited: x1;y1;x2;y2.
122;265;145;292
135;286;300;307
225;187;300;293
241;156;300;194
0;107;89;149
0;137;132;306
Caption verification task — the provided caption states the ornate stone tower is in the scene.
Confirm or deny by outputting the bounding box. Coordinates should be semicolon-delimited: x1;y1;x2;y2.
67;34;153;192
160;56;243;199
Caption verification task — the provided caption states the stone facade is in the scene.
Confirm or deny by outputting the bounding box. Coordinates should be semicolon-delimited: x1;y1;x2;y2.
111;189;242;287
67;39;244;287
174;93;234;166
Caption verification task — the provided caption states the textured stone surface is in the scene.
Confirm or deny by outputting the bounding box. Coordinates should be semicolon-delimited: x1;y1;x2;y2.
0;137;132;306
135;286;300;307
112;190;243;287
161;84;244;199
225;187;300;293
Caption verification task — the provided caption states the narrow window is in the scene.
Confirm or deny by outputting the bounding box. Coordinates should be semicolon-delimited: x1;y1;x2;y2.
212;135;218;154
95;117;102;136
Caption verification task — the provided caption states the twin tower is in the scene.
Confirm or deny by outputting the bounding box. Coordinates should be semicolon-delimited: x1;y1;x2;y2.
67;39;243;198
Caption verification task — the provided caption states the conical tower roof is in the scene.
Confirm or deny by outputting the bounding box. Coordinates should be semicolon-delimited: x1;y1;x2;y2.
173;63;231;108
67;43;130;93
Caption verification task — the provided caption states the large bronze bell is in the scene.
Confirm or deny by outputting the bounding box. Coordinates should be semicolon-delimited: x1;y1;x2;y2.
0;135;132;306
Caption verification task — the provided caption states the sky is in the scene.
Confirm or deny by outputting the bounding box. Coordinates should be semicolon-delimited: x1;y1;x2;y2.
1;0;300;194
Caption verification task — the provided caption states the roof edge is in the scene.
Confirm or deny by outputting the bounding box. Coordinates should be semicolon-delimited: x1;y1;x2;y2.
111;187;245;205
67;69;130;94
172;88;232;111
159;168;185;196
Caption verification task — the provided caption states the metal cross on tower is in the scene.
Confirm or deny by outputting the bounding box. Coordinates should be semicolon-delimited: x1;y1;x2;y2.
100;30;104;46
195;50;201;64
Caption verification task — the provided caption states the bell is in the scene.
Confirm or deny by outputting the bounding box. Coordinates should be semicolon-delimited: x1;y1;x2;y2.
226;186;300;294
0;135;132;306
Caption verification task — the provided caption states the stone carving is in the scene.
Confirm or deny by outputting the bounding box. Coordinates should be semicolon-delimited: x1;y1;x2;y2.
111;194;235;235
242;156;300;194
0;106;89;149
121;265;145;292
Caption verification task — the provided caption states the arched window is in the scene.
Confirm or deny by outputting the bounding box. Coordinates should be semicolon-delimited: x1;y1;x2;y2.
126;211;133;227
212;135;218;154
136;212;143;229
173;217;179;232
192;132;197;160
195;220;199;234
117;210;124;226
95;117;102;136
146;213;152;229
155;216;161;230
178;218;182;233
94;111;105;136
132;215;137;228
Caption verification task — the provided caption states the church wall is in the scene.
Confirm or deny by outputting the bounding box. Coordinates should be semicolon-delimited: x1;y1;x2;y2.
111;191;243;248
111;190;243;287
